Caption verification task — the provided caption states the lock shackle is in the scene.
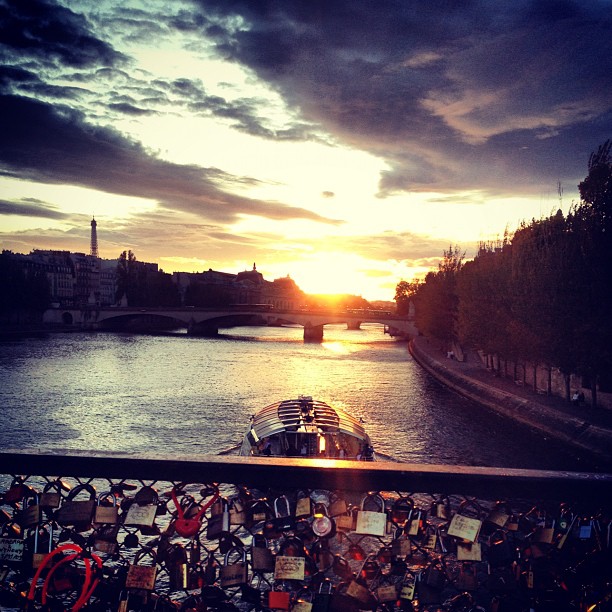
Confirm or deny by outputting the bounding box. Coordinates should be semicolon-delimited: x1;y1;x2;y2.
96;491;117;507
223;545;247;565
274;495;291;518
361;492;385;512
66;483;97;502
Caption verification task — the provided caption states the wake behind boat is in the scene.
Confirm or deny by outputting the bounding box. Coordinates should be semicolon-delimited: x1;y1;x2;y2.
239;396;375;460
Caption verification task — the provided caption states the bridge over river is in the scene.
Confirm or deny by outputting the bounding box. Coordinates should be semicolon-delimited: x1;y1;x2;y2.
43;305;417;341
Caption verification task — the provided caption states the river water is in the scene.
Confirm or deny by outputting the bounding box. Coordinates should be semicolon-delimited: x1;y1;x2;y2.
0;325;600;471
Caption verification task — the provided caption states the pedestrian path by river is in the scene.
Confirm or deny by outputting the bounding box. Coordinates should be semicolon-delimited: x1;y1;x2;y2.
409;336;612;469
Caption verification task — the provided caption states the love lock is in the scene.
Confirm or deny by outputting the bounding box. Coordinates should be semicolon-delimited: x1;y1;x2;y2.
251;534;275;573
220;546;248;588
311;503;336;539
94;491;119;526
123;485;159;529
55;483;97;532
171;485;219;538
355;492;387;537
207;495;230;539
263;495;296;539
274;536;308;581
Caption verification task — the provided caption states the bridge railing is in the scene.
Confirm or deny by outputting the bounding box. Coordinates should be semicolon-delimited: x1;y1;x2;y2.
1;450;610;611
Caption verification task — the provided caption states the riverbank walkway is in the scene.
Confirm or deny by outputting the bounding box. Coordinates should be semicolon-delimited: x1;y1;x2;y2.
409;335;612;468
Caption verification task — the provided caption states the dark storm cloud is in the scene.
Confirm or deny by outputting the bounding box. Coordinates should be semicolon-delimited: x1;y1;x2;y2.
193;0;612;196
0;197;69;219
0;94;340;225
0;0;124;69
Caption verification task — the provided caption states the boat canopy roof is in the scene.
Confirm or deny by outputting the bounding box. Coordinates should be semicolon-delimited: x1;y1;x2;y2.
246;396;370;443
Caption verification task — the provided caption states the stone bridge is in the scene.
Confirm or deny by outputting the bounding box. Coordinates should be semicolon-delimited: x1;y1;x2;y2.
43;306;417;341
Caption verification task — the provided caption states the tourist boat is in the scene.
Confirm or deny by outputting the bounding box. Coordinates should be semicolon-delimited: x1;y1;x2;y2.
239;396;375;460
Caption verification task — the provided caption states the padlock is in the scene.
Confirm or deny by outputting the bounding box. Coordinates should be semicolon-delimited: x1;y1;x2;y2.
335;506;357;532
31;522;53;569
94;491;119;525
125;549;158;591
311;538;334;572
263;495;296;539
355;492;387;536
93;522;120;554
295;490;313;518
328;581;361;612
311;503;336;539
18;491;41;529
229;497;247;526
220;546;248;587
391;526;412;558
345;574;377;609
123;485;159;528
268;588;291;610
391;495;415;525
455;562;478;591
423;559;447;589
487;530;516;567
399;570;417;602
485;501;512;529
55;483;97;531
534;514;555;544
332;554;353;580
247;498;274;527
172;485;219;538
204;495;230;540
375;576;398;603
430;495;451;520
447;499;484;543
167;543;188;591
457;540;482;561
274;537;307;581
251;534;275;573
405;509;424;536
311;578;334;612
359;554;380;582
329;495;348;518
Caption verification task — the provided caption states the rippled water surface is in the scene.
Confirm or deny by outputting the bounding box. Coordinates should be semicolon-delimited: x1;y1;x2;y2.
0;325;599;470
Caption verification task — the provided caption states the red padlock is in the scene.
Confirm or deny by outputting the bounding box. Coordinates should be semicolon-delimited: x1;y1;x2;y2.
268;590;291;610
171;485;219;538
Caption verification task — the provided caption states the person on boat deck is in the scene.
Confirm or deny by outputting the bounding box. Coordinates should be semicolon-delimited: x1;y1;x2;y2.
260;438;271;456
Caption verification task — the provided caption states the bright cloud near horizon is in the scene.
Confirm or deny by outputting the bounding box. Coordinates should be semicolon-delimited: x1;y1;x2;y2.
1;0;610;300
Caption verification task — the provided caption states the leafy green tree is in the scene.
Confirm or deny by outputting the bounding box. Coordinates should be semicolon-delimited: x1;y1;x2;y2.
394;280;420;315
414;245;464;344
569;140;612;405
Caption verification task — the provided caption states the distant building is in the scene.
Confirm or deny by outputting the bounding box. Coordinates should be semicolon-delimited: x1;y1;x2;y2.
173;263;306;309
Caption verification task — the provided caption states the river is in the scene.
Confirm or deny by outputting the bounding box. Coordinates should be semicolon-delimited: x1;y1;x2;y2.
0;324;600;471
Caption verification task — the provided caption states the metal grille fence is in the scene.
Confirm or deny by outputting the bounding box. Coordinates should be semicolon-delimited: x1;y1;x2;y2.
1;450;610;611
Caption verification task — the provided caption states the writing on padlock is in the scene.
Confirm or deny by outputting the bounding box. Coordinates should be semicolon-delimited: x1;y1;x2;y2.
0;522;25;565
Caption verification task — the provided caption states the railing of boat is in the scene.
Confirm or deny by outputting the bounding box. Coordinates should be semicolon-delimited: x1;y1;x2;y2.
0;449;610;611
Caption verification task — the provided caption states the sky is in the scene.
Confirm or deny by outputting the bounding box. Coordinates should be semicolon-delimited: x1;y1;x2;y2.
0;0;611;300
